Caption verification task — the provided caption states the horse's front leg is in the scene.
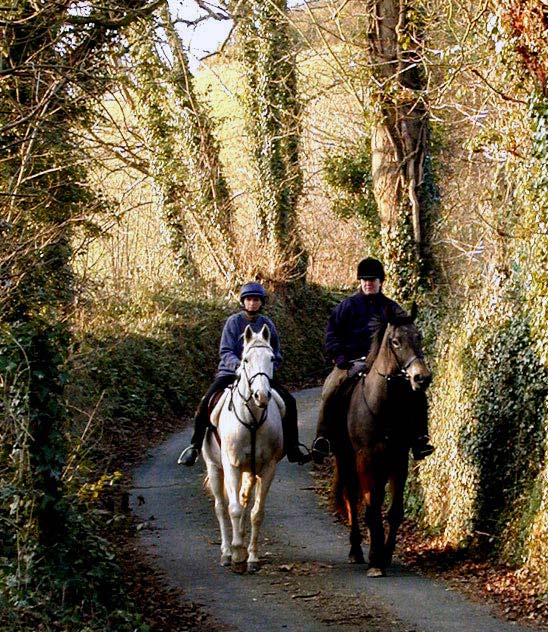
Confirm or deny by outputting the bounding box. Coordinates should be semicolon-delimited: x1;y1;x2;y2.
239;472;256;540
385;468;407;568
247;461;276;573
205;460;232;566
364;485;386;577
222;459;247;573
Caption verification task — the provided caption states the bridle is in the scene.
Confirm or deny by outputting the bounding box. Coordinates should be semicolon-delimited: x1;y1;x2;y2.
376;329;425;382
228;343;274;476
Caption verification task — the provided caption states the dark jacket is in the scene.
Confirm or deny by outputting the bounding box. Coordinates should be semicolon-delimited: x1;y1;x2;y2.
325;291;407;366
216;311;282;377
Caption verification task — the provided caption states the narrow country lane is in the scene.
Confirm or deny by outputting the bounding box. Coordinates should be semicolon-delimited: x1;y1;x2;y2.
131;388;537;632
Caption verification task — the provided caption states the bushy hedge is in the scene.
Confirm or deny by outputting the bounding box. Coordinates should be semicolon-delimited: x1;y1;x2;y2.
71;283;334;451
416;271;547;568
413;96;548;586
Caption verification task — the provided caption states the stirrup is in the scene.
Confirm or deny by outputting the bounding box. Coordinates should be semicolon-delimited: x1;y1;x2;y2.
177;445;200;466
311;436;331;464
286;443;312;465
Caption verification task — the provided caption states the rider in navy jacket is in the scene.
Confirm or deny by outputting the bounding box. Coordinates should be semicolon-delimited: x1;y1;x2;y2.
178;282;310;467
312;258;434;464
325;291;407;369
217;311;282;376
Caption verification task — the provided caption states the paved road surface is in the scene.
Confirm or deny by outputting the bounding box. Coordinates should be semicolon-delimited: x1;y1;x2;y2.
132;388;536;632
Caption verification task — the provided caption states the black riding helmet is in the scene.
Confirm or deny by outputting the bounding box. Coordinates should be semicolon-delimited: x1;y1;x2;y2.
357;257;385;282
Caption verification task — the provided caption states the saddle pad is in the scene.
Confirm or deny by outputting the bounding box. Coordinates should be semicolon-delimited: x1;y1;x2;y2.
207;391;224;419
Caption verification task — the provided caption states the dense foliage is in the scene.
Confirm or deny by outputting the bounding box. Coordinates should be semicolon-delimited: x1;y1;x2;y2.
411;0;548;588
4;0;548;628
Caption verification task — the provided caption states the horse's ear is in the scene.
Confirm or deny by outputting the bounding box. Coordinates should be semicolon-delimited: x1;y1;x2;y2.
244;324;254;344
410;301;418;322
260;324;270;343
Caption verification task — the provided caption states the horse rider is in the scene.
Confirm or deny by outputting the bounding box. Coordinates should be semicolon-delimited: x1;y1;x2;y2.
178;282;311;466
311;257;435;464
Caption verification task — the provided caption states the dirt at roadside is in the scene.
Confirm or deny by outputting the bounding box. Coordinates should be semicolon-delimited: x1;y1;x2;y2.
309;460;548;631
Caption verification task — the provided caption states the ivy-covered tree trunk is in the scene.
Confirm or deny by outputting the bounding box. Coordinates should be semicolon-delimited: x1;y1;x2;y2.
128;6;238;287
0;0;160;596
497;0;548;582
365;0;434;302
1;2;89;553
238;0;308;285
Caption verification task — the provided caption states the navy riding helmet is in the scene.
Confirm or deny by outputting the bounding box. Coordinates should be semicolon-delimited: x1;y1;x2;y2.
240;282;267;304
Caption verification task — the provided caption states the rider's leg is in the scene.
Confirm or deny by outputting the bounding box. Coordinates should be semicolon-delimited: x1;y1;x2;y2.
273;383;311;464
312;366;347;463
410;389;435;460
178;374;236;466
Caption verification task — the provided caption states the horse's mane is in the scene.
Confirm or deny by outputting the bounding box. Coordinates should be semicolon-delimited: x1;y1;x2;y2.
364;312;414;370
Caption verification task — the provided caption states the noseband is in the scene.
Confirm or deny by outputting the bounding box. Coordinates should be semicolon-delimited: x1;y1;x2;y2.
376;333;425;382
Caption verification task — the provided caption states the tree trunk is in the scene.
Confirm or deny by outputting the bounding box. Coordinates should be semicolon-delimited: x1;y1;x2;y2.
0;0;163;581
128;5;239;288
238;0;308;285
366;0;434;301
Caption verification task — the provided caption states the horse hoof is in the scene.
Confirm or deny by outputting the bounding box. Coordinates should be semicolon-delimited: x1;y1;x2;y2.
349;553;365;564
220;555;231;567
247;561;261;574
366;567;386;578
231;560;247;574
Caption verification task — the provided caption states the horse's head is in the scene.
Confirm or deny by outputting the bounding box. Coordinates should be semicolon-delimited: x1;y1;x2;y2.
385;315;432;391
241;324;275;408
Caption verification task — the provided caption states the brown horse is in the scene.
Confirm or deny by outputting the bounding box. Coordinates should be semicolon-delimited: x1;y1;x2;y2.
331;308;431;577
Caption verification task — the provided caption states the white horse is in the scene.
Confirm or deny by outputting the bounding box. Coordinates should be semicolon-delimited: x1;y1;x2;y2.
202;324;285;573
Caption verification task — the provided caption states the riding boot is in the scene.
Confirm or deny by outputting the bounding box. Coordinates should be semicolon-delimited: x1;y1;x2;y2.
410;390;435;460
178;374;235;466
312;367;347;464
177;409;207;466
311;398;332;464
276;384;311;464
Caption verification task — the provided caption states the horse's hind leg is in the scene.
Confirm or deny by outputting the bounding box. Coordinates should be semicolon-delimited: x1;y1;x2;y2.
207;463;232;566
345;474;365;564
348;501;365;565
247;462;276;573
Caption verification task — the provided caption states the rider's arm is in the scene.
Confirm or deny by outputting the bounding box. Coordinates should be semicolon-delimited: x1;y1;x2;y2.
219;316;242;373
325;300;351;367
266;320;283;370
